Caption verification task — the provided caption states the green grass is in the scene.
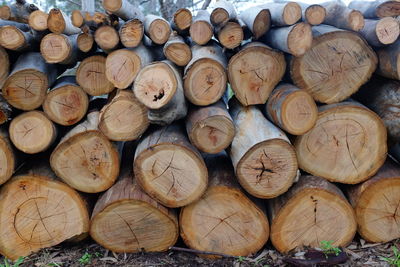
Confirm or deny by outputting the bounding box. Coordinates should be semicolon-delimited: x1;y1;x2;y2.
0;257;24;267
320;240;341;258
380;246;400;266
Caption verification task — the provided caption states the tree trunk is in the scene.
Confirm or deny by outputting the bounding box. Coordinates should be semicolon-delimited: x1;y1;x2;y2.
0;25;40;51
0;127;15;185
210;0;237;26
229;98;298;199
0;1;38;23
295;101;387;184
228;42;286;106
119;19;144;48
185;100;234;154
265;83;317;135
239;7;270;39
321;1;365;31
171;8;192;34
163;32;191;66
189;10;213;45
180;152;269;257
133;123;208;208
376;39;400;80
48;8;81;35
28;10;48;31
144;15;171;45
215;21;243;49
183;42;227;106
291;25;378;104
40;33;82;65
298;3;325;25
348;0;400;18
258;2;301;26
0;47;9;90
77;32;95;52
102;0;144;21
0;18;30;31
269;175;356;253
359;18;399;47
94;25;120;53
50;111;120;193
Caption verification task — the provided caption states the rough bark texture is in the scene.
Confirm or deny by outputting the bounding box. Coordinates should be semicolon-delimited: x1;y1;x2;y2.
298;3;326;25
321;1;365;31
239;7;271;39
0;25;40;51
348;0;400;18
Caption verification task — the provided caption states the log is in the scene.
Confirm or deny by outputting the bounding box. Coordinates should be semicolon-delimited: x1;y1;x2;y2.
180;152;269;257
28;10;48;31
0;1;38;23
77;32;95;52
210;0;237;26
215;21;243;49
144;15;171;45
291;25;377;104
2;52;58;110
239;7;270;39
347;159;400;243
0;163;89;260
359;18;400;47
259;2;301;26
105;45;153;89
171;8;192;33
0;95;12;125
134;60;187;125
42;76;89;126
190;10;213;45
0;25;39;51
133;123;208;208
98;89;149;141
50;111;120;193
0;18;30;31
163;32;191;66
376;39;400;80
76;55;115;96
295;101;387;184
119;19;144;48
0;127;15;185
321;2;364;31
227;42;286;106
0;46;9;90
269;175;356;253
71;11;111;29
184;43;227;106
260;22;312;56
94;25;120;52
348;0;400;18
185;101;234;154
229;98;298;199
299;3;326;25
48;8;81;35
265;83;318;135
102;0;144;21
40;33;81;64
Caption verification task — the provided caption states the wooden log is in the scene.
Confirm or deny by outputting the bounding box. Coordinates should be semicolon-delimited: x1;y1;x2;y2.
215;21;243;49
190;10;213;45
348;0;400;18
105;45;153;89
321;2;364;31
0;46;9;90
239;7;271;39
99;89;149;141
259;2;301;26
0;127;15;185
48;8;81;35
229;98;298;199
376;39;400;80
359;18;400;47
265;83;317;135
228;42;286;106
102;0;144;21
269;175;356;253
184;43;227;106
185;101;234;154
119;19;144;48
295;101;387;184
260;22;312;56
71;11;111;29
28;10;48;31
144;15;171;45
291;25;377;104
163;32;191;66
134;123;208;208
77;32;95;52
94;25;120;52
40;33;81;64
76;54;115;96
134;60;187;125
42;76;89;126
299;3;326;25
50;111;120;193
0;18;30;31
180;152;269;257
0;163;89;260
2;52;58;110
0;25;39;51
171;8;192;33
0;1;38;23
210;0;237;26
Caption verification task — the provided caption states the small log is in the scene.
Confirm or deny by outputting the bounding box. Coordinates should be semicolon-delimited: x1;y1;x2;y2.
210;0;237;26
40;33;81;64
269;175;356;253
94;25;120;52
144;15;171;45
229;98;298;199
180;152;269;257
376;39;400;80
295;101;387;184
228;42;286;106
348;0;400;18
134;123;208;208
259;2;301;26
102;0;144;21
71;11;111;29
28;10;48;31
0;1;38;23
0;25;39;51
184;43;227;106
119;19;144;48
185;101;234;154
76;54;115;96
77;32;95;52
265;83;318;135
48;8;81;35
239;7;271;39
215;21;243;49
42;76;89;126
50;111;120;193
163;32;191;66
359;18;400;47
190;10;213;45
321;2;364;31
171;8;192;33
0;128;15;185
299;3;326;25
0;18;30;31
0;46;9;90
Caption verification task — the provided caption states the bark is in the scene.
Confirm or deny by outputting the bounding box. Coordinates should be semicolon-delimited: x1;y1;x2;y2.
102;0;144;21
210;0;237;26
0;25;41;51
144;15;171;45
239;7;270;39
0;47;9;90
163;32;191;66
348;0;400;18
48;8;81;35
189;10;213;45
298;3;326;25
321;1;365;31
258;2;301;26
0;1;38;23
359;18;400;47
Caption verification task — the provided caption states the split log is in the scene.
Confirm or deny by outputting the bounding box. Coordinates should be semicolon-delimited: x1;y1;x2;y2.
210;0;237;26
77;32;95;52
50;111;120;193
295;101;387;184
94;25;120;52
2;52;58;110
265;83;317;135
40;33;81;64
184;43;227;106
48;8;81;35
0;46;9;90
291;25;377;104
185;101;234;154
269;175;356;253
171;8;192;33
239;7;270;39
229;99;298;199
0;128;15;185
376;39;400;80
134;123;208;208
348;0;400;18
215;21;243;49
0;25;40;51
134;60;187;125
228;42;286;106
105;45;153;89
163;32;192;66
9;111;56;154
190;10;213;45
259;2;301;26
0;1;38;23
144;15;171;45
28;10;48;31
180;152;269;257
299;3;326;25
321;2;364;31
99;89;149;141
42;76;89;126
119;19;144;48
76;55;115;96
102;0;144;21
359;18;399;47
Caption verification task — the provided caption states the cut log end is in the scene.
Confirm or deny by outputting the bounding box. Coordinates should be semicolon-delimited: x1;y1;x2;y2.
40;33;71;63
102;0;122;12
48;9;66;34
0;135;14;185
287;22;312;57
174;8;192;30
95;25;119;51
376;17;400;45
283;2;302;25
190;21;213;45
349;10;365;31
305;5;326;25
71;10;83;28
253;9;271;39
218;22;243;49
77;32;94;52
0;26;25;50
29;10;48;31
164;43;192;67
120;19;144;48
148;19;171;45
211;8;229;25
377;1;400;18
106;49;142;89
0;6;10;20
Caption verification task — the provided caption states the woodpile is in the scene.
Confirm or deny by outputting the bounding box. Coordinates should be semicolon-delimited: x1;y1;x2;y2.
0;0;400;261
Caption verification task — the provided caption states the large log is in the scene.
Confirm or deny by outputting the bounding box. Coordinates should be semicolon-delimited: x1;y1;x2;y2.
119;19;144;48
171;8;192;33
50;111;120;193
0;46;9;90
299;3;326;25
348;0;400;18
190;10;213;45
239;7;270;39
48;8;81;35
163;32;191;66
144;15;171;45
180;152;269;257
291;25;377;104
269;175;356;253
215;21;243;49
94;25;120;52
40;33;81;64
376;39;400;80
102;0;144;21
228;42;286;106
295;102;387;184
0;128;15;185
259;2;301;26
134;123;208;208
229;99;298;199
321;2;364;31
359;18;399;47
28;10;48;31
210;0;237;26
0;0;38;23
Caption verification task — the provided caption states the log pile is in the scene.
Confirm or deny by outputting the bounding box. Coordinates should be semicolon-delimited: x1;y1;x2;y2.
0;0;400;261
